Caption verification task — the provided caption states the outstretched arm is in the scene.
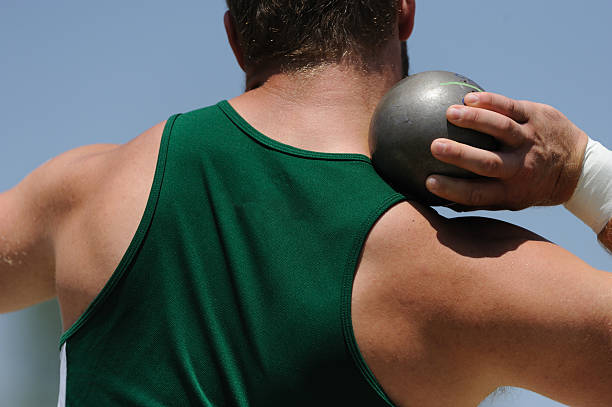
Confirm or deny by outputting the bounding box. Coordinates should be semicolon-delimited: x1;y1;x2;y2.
0;176;56;312
0;144;117;313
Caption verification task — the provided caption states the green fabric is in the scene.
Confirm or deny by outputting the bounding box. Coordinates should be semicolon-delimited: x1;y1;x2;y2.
60;101;404;406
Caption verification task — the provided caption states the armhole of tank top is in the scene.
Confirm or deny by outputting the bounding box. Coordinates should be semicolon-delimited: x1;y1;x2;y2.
58;115;180;347
341;192;405;407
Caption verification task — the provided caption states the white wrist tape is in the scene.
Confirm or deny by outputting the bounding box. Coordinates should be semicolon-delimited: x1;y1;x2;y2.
564;138;612;234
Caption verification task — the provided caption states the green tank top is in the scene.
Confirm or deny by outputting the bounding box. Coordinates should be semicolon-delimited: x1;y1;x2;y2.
58;101;405;406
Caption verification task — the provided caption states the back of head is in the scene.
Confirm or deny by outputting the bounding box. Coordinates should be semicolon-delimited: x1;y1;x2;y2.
225;0;401;73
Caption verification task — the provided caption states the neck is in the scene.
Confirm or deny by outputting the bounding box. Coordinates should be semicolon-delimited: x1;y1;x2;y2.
228;63;402;156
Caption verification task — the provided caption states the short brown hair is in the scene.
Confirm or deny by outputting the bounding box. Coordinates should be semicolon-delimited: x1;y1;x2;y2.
225;0;400;72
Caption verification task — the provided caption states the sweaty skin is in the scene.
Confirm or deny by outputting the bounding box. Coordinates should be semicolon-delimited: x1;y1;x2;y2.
1;1;611;406
1;100;610;406
0;127;163;323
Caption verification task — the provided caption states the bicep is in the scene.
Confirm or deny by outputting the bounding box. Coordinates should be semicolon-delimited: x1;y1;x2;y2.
428;212;612;405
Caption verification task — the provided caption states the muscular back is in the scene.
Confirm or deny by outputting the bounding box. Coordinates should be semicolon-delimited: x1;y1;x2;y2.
54;123;166;327
1;117;610;406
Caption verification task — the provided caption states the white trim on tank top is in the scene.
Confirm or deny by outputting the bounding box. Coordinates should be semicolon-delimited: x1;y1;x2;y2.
57;343;67;407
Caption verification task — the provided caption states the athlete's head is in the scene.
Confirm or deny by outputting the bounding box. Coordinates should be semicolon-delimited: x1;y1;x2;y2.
224;0;415;81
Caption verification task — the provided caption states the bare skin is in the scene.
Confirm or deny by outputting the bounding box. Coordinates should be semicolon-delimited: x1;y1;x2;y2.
1;1;611;406
599;219;612;253
0;125;164;325
425;92;612;251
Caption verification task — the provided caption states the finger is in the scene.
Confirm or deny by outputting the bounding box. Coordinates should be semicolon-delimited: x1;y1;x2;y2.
425;175;508;208
446;105;524;147
463;92;530;124
430;138;519;178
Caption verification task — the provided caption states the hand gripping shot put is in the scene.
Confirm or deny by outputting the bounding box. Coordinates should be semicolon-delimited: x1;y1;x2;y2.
369;70;497;206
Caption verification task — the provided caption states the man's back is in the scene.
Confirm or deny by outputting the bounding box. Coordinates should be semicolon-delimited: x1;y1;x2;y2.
55;103;408;405
1;0;611;404
4;92;608;406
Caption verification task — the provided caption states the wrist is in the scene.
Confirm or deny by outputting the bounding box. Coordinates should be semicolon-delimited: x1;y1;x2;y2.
564;138;612;234
598;220;612;253
553;130;588;205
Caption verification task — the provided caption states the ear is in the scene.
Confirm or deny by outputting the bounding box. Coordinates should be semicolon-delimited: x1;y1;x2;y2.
224;11;246;71
398;0;416;41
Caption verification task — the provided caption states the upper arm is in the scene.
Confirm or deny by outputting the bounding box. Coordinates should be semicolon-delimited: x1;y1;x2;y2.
354;202;611;406
0;144;117;313
432;214;611;405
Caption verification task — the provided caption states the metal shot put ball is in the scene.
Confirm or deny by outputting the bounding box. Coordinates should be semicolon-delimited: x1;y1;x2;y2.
369;71;498;206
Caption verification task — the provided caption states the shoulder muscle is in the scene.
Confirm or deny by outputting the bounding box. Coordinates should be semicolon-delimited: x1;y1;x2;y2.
0;143;118;312
354;201;611;406
0;120;167;313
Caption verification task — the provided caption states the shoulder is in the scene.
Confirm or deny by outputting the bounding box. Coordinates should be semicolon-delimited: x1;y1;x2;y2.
359;200;591;318
354;200;606;405
362;200;559;270
14;120;167;224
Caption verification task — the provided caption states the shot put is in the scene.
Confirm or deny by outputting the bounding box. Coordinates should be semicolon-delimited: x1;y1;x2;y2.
369;70;497;206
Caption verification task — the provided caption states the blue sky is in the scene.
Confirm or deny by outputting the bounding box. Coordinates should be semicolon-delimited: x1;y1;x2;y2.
0;1;609;406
